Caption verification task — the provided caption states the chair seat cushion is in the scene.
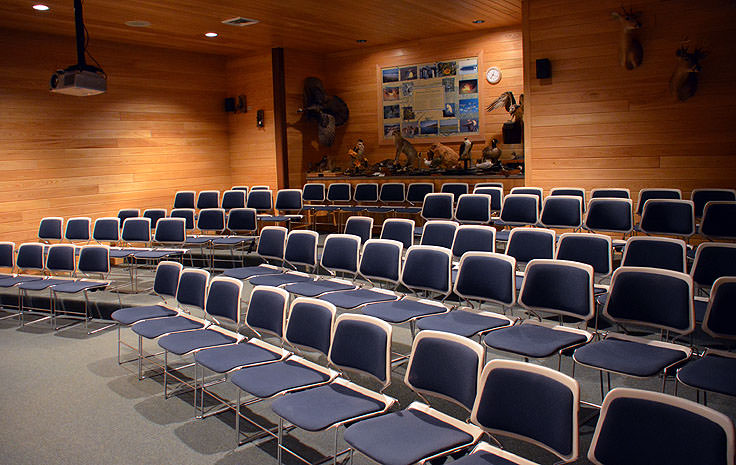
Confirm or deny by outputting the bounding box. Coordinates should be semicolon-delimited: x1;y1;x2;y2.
109;249;135;258
344;408;474;465
284;280;355;297
0;276;43;287
416;311;510;338
365;207;394;214
212;236;255;246
304;205;339;211
450;449;520;465
132;250;176;259
677;354;736;397
19;278;70;291
131;316;204;339
341;207;366;213
362;299;447;323
249;272;313;286
258;215;294;222
483;324;588;358
231;359;331;398
573;338;687;377
271;383;386;432
495;229;510;242
52;280;108;293
222;266;282;280
194;341;281;373
393;207;421;214
158;328;237;355
319;288;399;309
111;305;177;325
694;299;708;323
185;236;213;245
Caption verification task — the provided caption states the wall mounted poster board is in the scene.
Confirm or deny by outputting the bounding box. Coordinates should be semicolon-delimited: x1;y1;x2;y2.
378;56;482;144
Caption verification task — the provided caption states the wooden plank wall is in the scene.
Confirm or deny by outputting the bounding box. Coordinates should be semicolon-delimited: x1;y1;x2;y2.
524;0;736;200
0;28;231;244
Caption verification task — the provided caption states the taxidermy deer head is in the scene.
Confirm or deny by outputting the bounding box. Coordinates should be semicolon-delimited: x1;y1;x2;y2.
611;7;643;70
670;42;707;102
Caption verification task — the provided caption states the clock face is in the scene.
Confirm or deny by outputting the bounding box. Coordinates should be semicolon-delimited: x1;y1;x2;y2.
486;66;501;84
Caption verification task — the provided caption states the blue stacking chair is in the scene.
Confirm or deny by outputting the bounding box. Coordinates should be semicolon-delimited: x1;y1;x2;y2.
550;186;586;212
451;360;581;465
211;208;258;264
142;209;166;230
591;187;630;199
441;182;469;203
622;236;686;272
222;226;287;280
637;199;695;238
493;194;539;242
185;208;226;267
451;225;496;261
173;191;196;209
556;232;612;298
573;267;694;402
270;314;397;465
246;189;273;215
510;187;544;211
169;208;195;232
301;183;327;228
251;185;269;191
118;217;151;250
325;183;352;228
380;218;415;250
0;241;14;279
455;193;492;224
584;197;633;250
484;259;594;370
64;217;91;243
690;242;736;322
344;331;486;465
539;195;583;230
117;209;140;228
420;193;454;223
635;188;681;216
700;201;736;241
505;227;556;290
395;182;433;215
677;276;736;405
588;388;734;465
92;217;120;245
196;190;220;209
420;220;458;249
247;230;319;287
221;189;246;211
344;216;373;245
369;182;405;215
38;216;63;243
259;189;304;228
474;182;504;189
0;243;45;323
283;234;360;297
416;252;515;339
691;188;736;218
343;183;379;213
473;186;503;213
131;217;187;262
231;186;249;193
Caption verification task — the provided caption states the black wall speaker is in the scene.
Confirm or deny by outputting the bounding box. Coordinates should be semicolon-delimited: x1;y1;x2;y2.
256;109;264;127
224;97;236;112
536;58;551;79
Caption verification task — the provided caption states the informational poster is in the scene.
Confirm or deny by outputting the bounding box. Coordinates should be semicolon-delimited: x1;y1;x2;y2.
380;57;480;141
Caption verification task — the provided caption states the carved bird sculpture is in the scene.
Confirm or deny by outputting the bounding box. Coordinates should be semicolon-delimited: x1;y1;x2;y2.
487;91;524;124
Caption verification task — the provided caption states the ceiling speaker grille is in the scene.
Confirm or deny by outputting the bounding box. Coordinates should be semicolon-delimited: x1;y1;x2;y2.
222;17;260;26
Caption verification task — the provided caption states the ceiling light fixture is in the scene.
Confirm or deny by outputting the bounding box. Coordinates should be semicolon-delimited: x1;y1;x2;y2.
472;19;485;24
33;4;50;11
204;32;218;38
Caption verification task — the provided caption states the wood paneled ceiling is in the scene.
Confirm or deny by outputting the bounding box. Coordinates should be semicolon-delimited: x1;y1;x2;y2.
0;0;521;56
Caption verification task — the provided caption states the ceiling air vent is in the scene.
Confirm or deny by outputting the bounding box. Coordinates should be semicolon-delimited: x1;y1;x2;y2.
222;17;259;27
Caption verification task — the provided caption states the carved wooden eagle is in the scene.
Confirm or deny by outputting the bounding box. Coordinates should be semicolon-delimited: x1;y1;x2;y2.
487;91;524;124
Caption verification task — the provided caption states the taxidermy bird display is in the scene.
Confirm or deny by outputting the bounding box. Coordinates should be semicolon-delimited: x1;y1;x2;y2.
487;91;524;124
482;139;502;163
299;77;349;147
458;137;473;160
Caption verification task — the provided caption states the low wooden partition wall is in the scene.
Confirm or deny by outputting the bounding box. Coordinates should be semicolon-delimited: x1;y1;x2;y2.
304;175;525;193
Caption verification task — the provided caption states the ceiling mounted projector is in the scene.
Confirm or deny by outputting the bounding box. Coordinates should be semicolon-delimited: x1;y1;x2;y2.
50;0;106;96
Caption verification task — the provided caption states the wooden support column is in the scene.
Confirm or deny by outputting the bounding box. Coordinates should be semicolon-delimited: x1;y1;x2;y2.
272;47;289;189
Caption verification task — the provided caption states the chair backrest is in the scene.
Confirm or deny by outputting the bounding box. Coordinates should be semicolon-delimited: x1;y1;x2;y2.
472;360;580;463
77;245;110;276
406;182;434;204
16;243;45;272
170;208;195;231
700;201;736;240
92;217;120;243
302;183;325;203
455;252;516;307
452;225;496;258
274;189;303;212
175;268;210;311
353;183;379;203
621;236;686;273
556;233;612;279
152;261;183;301
231;185;249;194
420;220;458;249
285;297;336;356
245;285;289;338
604;266;694;334
690;242;736;290
520;259;594;321
379;183;405;204
197;190;220;209
0;242;15;269
344;216;373;245
204;276;243;326
359;239;403;285
639;199;695;237
499;194;539;226
246;189;273;212
117;209;140;226
45;244;76;274
405;331;485;411
380;218;415;250
284;230;319;270
256;226;288;261
473;187;503;211
153;218;186;244
326;183;352;203
226;208;257;234
455;193;492;224
173;191;196;209
142;209;166;229
196;208;226;233
251;185;269;190
474;182;504;189
636;188;682;215
440;183;469;203
510;187;544;211
584;198;633;234
505;228;556;265
121;217;151;244
550;187;586;212
702;277;736;341
321;234;360;275
589;388;734;465
64;217;91;242
38;217;63;242
221;190;246;211
401;245;453;296
691;188;736;218
590;188;630;199
328;313;392;387
540;195;582;229
421;193;454;221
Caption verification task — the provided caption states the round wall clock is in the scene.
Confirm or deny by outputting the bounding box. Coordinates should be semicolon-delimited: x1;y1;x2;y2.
486;66;502;84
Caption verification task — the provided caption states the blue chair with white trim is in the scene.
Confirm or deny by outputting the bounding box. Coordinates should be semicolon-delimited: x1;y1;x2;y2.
380;218;415;250
591;187;630;199
0;243;45;323
247;230;319;286
419;220;457;249
493;194;539;242
18;243;76;327
38;216;63;243
417;193;454;236
455;193;492;225
284;234;359;297
92;217;120;245
441;182;469;203
142;209;166;230
221;189;246;211
170;208;195;232
539;195;583;231
246;189;274;215
212;208;258;264
344;216;373;245
64;217;91;243
550;186;586;212
473;186;503;213
637;199;695;239
173;191;195;209
222;226;287;280
259;189;304;228
635;188;681;216
196;190;220;210
700;201;736;241
691;188;736;218
505;227;556;291
690;242;736;322
117;209;140;228
394;182;433;215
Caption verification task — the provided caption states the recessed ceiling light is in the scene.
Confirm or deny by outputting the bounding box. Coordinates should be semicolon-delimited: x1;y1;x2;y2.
32;4;50;11
472;19;485;24
356;39;367;43
204;32;218;38
125;20;151;27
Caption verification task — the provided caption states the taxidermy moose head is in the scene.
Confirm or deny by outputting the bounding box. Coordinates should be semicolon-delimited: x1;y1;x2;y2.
611;7;643;70
670;43;707;102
